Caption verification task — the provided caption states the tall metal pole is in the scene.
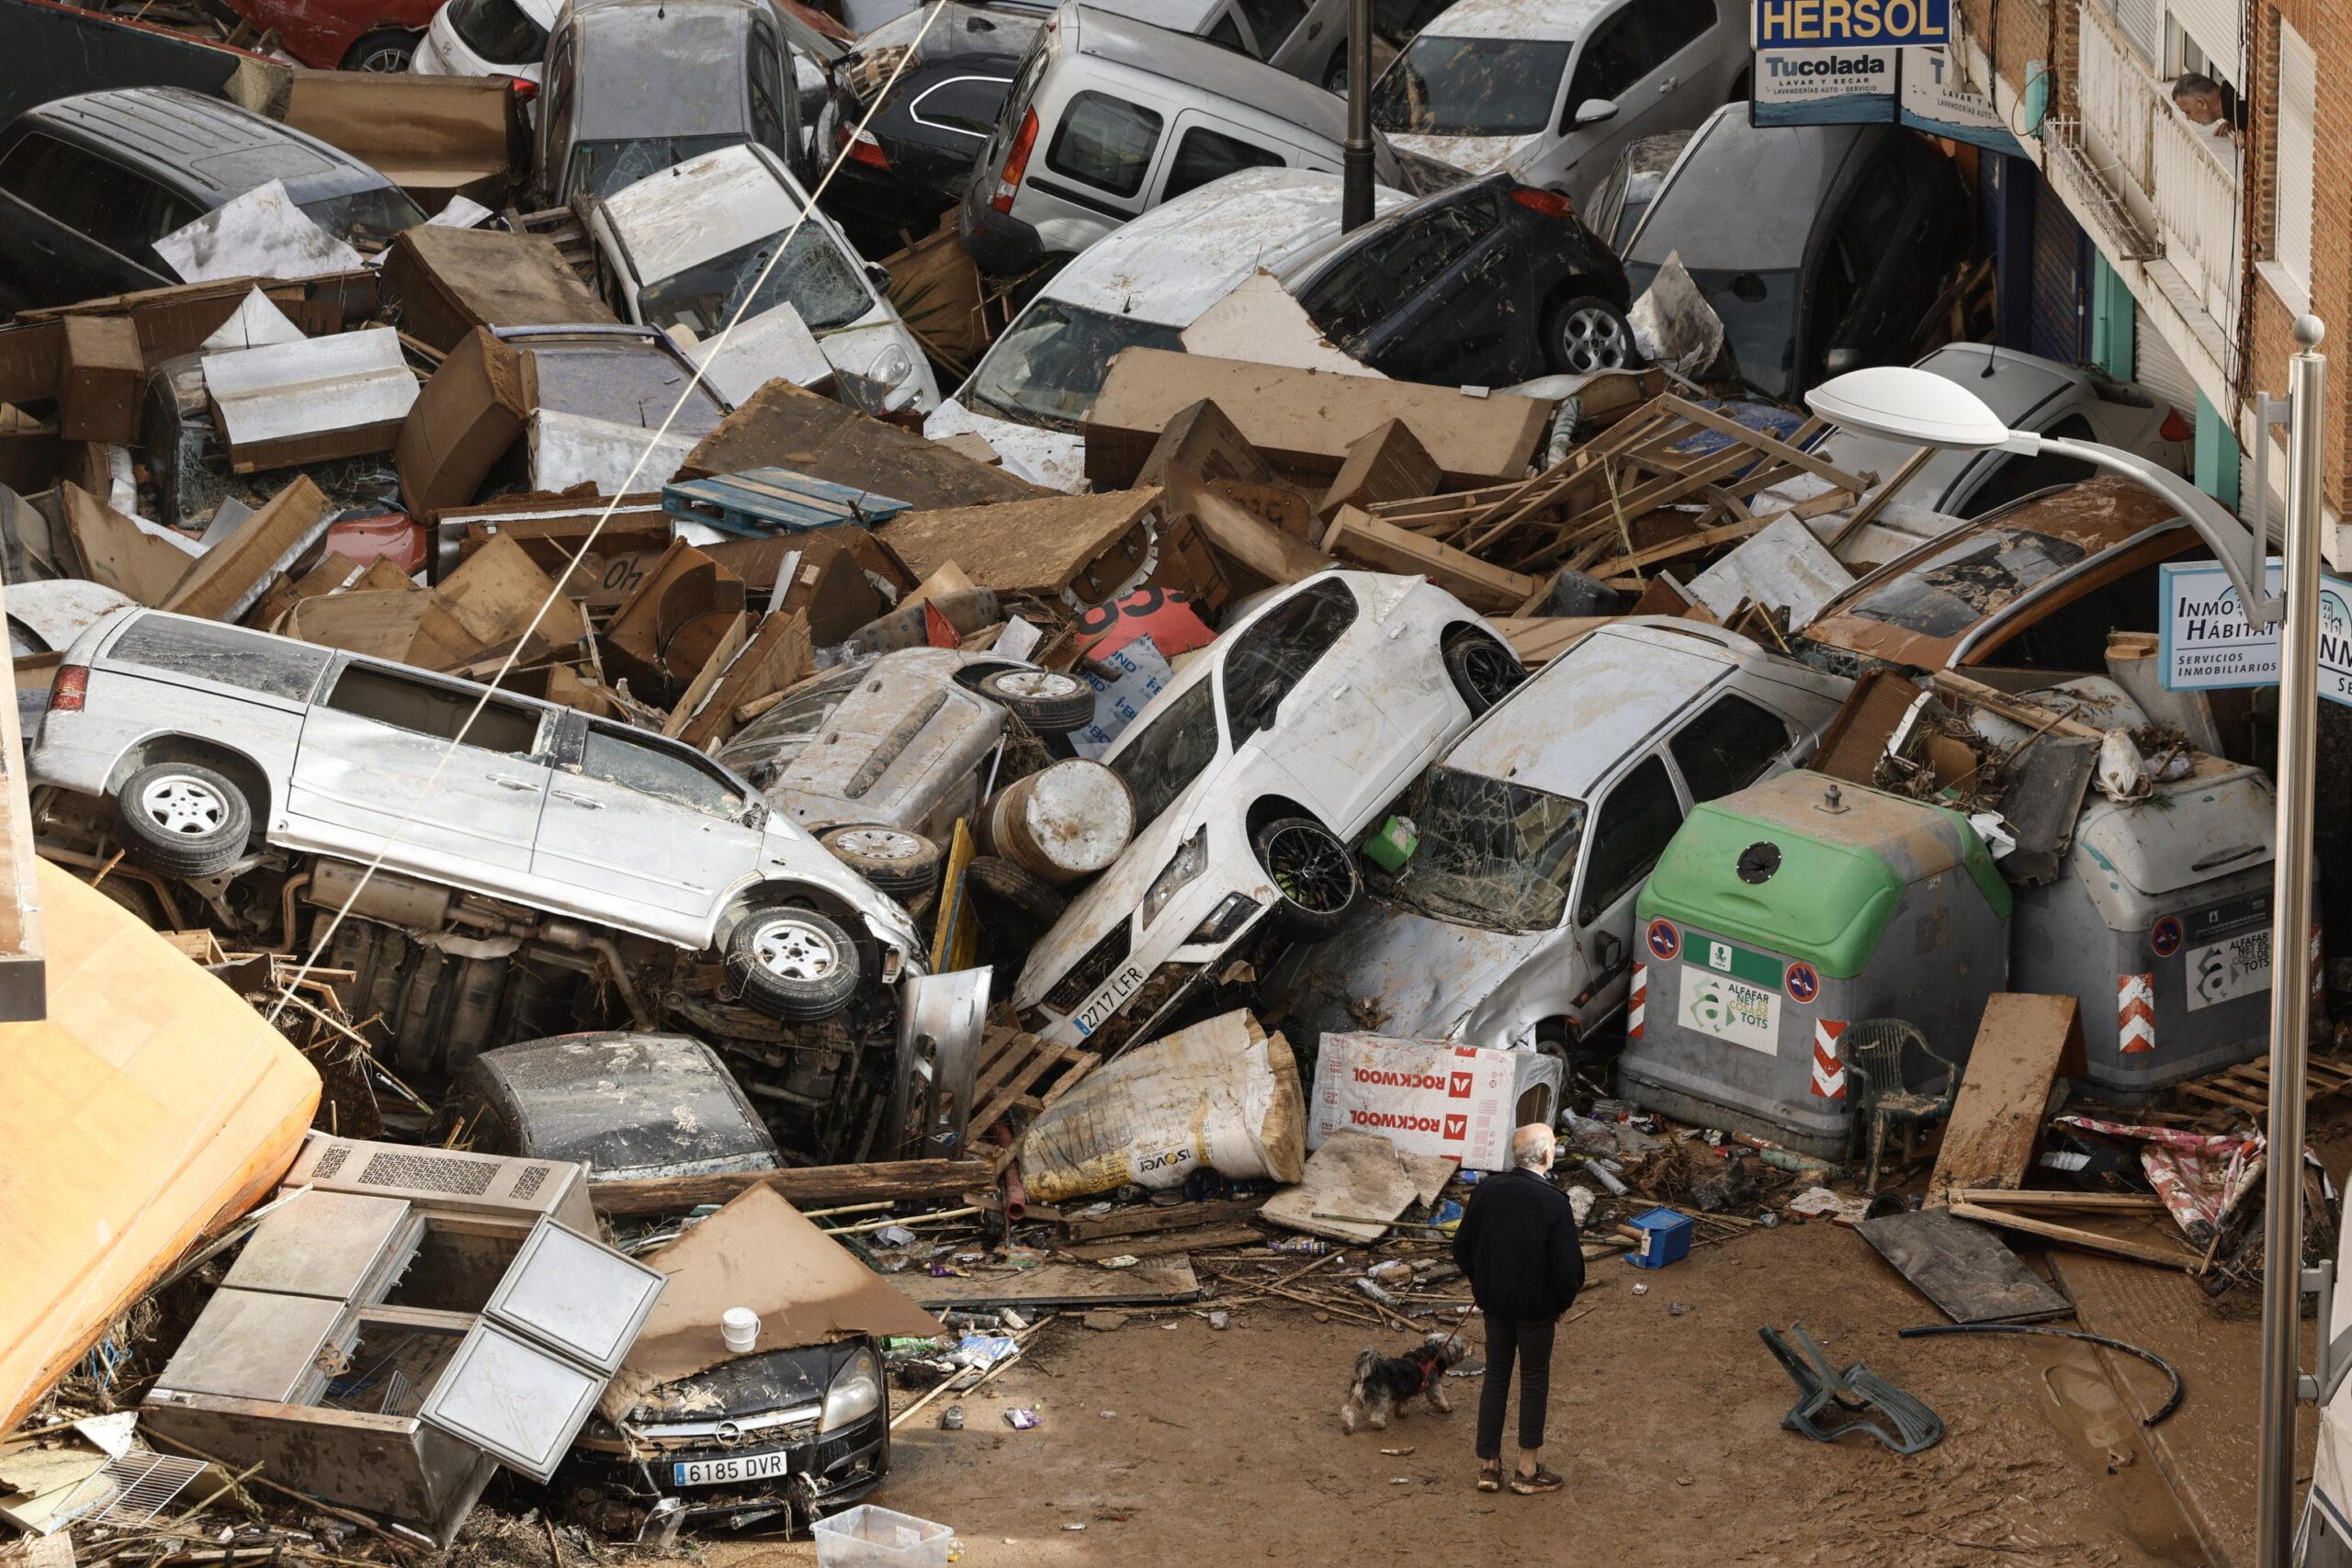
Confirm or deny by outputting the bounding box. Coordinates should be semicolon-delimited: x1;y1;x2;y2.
1341;0;1374;231
2258;313;2327;1567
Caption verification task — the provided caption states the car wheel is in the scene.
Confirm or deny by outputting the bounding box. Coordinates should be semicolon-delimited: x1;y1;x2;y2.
342;28;420;71
117;762;252;879
728;906;864;1022
975;668;1097;735
1442;631;1525;715
1545;295;1640;375
1251;816;1360;937
962;854;1069;926
819;824;944;901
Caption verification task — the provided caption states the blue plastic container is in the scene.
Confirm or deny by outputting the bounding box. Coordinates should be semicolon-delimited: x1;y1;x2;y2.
1623;1206;1693;1269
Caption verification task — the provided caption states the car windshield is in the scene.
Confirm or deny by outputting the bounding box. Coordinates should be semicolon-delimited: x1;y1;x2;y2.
1838;525;2094;637
1371;37;1569;136
1379;767;1587;932
571;135;746;200
1107;680;1219;833
962;299;1186;433
1623;262;1802;400
639;225;872;336
447;0;546;61
296;186;427;247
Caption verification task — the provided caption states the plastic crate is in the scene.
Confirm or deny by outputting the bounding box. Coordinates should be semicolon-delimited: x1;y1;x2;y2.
1623;1206;1693;1269
812;1505;954;1568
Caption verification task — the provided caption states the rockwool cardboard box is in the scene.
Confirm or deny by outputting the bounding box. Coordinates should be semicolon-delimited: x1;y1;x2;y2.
1307;1032;1563;1173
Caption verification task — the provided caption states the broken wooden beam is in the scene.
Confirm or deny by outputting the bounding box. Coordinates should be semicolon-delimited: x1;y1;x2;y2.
591;1158;991;1216
0;565;43;1021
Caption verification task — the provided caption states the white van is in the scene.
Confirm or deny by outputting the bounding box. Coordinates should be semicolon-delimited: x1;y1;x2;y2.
957;3;1408;278
926;165;1408;489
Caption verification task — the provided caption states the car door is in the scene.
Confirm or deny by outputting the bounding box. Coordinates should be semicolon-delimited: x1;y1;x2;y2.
1156;115;1291;202
286;659;554;877
748;22;803;181
1343;187;1520;384
1235;0;1321;74
532;717;763;931
1025;85;1167;239
1217;578;1400;835
1528;0;1718;201
1817;138;1966;375
1568;751;1689;1034
1665;690;1801;805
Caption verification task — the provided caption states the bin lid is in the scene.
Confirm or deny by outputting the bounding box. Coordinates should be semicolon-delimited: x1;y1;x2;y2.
2074;757;2273;899
1637;771;2010;978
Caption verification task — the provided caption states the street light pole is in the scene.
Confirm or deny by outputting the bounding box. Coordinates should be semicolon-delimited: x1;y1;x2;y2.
1341;0;1374;231
2258;313;2327;1568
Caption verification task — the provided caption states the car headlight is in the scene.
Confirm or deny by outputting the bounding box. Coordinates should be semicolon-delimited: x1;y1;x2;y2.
1140;827;1209;930
869;340;916;389
821;1346;883;1433
1184;892;1260;947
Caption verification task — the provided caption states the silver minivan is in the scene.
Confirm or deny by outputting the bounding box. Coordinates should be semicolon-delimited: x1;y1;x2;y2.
957;2;1408;276
30;611;924;1023
1267;619;1849;1056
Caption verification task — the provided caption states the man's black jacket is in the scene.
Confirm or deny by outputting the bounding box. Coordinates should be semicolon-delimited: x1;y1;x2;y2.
1452;1166;1584;1321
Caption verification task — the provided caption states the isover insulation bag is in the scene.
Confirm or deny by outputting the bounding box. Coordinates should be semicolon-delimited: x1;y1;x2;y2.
1018;1010;1306;1202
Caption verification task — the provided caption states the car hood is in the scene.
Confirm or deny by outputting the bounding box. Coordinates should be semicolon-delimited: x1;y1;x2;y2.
1283;898;1552;1043
1387;131;1537;177
922;399;1086;492
612;1340;852;1427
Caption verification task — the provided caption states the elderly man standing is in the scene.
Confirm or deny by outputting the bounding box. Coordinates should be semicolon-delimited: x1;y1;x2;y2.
1452;1122;1583;1495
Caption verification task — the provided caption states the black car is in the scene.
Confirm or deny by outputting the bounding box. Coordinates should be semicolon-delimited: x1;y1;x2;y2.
1620;106;1974;402
1286;170;1636;384
443;1032;784;1179
0;86;425;311
821;3;1040;256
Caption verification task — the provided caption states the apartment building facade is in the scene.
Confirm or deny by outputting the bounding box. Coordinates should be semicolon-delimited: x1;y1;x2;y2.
1942;0;2346;559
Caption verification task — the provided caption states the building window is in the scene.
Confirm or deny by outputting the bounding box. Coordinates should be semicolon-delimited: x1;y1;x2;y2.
2272;16;2315;300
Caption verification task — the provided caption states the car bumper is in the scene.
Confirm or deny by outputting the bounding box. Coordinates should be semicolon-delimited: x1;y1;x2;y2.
956;193;1044;278
1022;900;1269;1049
565;1411;888;1540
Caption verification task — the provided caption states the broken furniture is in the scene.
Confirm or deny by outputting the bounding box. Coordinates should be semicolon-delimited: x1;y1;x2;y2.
1621;772;2011;1160
1758;1323;1944;1454
140;1134;666;1546
1841;1020;1959;1190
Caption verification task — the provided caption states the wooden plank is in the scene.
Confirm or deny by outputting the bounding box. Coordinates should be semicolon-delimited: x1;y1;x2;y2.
1826;445;1938;550
1856;1208;2075;1323
1061;1224;1264;1262
591;1158;989;1217
967;1044;1066;1143
1928;994;2086;1204
1588;515;1771;583
1059;1196;1270;1243
1655;395;1871;492
1948;1202;2201;1269
1319;504;1540;612
897;1257;1201;1311
1950;1189;2168;1210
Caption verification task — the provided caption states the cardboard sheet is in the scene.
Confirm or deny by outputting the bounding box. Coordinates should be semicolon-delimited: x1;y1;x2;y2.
278;71;514;209
395;328;533;517
379;226;614;355
163;477;332;624
679;378;1045;509
1259;1129;1450;1244
529;409;697;496
685;303;831;407
620;1186;945;1388
198;288;307;352
154;181;363;284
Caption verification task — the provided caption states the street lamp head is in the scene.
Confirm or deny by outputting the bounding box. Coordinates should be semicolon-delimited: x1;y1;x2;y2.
1805;365;2014;450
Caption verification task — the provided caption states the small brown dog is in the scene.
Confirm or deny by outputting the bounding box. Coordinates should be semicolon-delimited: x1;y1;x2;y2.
1340;1333;1466;1432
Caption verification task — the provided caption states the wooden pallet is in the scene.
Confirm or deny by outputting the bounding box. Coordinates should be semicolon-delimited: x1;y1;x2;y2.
2175;1054;2352;1114
967;1025;1098;1161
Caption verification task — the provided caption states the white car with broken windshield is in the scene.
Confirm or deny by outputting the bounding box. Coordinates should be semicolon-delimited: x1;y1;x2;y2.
925;166;1408;490
588;141;940;415
1370;0;1750;202
1012;570;1523;1050
1267;619;1847;1055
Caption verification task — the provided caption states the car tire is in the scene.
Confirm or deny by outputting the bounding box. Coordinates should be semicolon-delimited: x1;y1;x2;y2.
342;28;420;70
974;668;1097;735
1442;631;1525;716
116;761;252;879
962;854;1068;926
1251;816;1360;938
820;824;944;901
1545;295;1640;375
728;905;864;1022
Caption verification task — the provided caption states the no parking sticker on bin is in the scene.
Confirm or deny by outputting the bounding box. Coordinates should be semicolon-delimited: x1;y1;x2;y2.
2151;915;2184;958
1646;919;1681;962
1784;961;1821;1004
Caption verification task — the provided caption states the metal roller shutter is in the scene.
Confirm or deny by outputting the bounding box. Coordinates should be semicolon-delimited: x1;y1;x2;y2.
2030;186;2086;364
2133;313;2199;416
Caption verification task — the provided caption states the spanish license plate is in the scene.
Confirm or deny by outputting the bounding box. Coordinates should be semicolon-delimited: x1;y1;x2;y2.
672;1450;789;1487
1070;960;1149;1038
2186;928;2270;1011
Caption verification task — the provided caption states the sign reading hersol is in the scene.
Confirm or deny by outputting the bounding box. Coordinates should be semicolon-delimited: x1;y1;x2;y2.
1754;0;1949;49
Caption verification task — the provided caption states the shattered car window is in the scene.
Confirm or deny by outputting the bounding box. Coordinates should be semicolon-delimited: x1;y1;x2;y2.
296;186;427;247
1840;526;2093;638
580;727;748;820
1220;578;1358;746
1108;679;1219;832
1371;37;1571;136
639;224;872;337
962;300;1186;432
712;666;862;786
572;135;744;200
1668;694;1791;804
1382;767;1586;932
107;616;331;703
